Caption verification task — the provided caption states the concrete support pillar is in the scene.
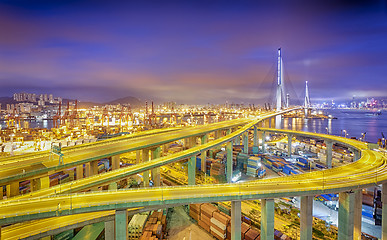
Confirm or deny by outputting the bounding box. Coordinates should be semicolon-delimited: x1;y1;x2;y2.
275;115;282;129
31;176;50;191
231;201;241;240
105;220;115;240
325;140;333;168
76;165;83;180
85;163;91;178
90;161;99;176
261;199;274;240
163;144;169;154
354;190;362;240
142;149;150;187
84;161;99;191
253;125;258;147
30;179;37;192
214;130;219;139
300;196;313;240
136;150;141;164
64;169;75;181
271;117;275;128
111;155;120;170
243;132;248;154
353;150;361;161
382;183;387;240
338;192;355;240
190;136;197;148
7;182;19;197
151;147;161;187
188;156;196;185
268;118;272;128
227;141;233;183
288;134;293;157
201;134;208;173
262;131;266;153
115;210;128;240
108;182;117;190
227;128;232;135
235;135;241;145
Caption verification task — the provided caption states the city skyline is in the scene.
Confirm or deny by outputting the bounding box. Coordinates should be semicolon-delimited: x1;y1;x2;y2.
0;0;386;104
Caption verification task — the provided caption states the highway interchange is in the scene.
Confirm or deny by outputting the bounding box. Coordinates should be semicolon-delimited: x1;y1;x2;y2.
1;108;386;239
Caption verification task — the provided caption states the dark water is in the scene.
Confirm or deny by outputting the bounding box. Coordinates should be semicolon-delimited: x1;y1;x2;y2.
281;109;387;143
0;119;54;129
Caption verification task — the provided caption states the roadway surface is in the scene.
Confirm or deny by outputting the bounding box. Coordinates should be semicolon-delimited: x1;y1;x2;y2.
0;118;250;186
2;108;386;239
0;111;283;239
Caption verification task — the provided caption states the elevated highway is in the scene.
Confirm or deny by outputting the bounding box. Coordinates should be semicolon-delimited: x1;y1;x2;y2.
0;118;250;186
1;107;386;240
1;130;385;224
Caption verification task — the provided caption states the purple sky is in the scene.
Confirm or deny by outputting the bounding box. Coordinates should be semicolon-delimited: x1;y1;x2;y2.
0;0;386;104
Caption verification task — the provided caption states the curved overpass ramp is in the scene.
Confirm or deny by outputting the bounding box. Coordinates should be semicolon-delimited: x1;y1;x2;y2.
2;107;386;240
0;118;251;186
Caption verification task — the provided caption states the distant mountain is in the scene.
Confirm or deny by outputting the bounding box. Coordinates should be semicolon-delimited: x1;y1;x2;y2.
0;97;16;104
0;97;17;109
77;101;103;108
105;96;142;106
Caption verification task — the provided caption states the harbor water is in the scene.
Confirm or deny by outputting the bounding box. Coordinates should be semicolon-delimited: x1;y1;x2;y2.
1;109;386;143
282;109;387;143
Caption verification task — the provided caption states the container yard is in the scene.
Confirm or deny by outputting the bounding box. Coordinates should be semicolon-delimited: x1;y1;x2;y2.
188;202;296;240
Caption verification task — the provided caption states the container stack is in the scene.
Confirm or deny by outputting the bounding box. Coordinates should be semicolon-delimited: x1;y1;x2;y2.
226;222;250;240
210;161;225;176
139;210;167;240
237;153;249;172
198;203;218;233
205;158;215;173
241;222;250;239
188;202;293;240
245;228;260;240
246;156;261;177
189;203;202;222
210;211;231;240
216;151;227;160
128;213;149;240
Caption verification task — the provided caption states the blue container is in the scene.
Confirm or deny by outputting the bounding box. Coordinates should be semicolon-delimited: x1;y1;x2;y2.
297;157;308;164
316;163;325;169
247;164;258;169
196;157;202;171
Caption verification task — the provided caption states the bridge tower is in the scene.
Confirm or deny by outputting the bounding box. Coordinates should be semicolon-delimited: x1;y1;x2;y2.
276;48;284;111
304;81;311;117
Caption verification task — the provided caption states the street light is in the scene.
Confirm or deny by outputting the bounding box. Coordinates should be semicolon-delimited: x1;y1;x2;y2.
343;130;347;138
361;132;366;142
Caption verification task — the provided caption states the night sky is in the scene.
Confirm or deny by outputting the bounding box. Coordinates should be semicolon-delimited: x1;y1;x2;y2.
0;0;386;104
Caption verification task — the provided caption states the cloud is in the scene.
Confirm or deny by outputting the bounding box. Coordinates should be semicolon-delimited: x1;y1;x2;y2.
0;1;386;104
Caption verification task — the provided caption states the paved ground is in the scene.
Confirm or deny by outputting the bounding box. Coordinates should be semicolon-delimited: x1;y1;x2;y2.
167;206;214;240
294;197;381;239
